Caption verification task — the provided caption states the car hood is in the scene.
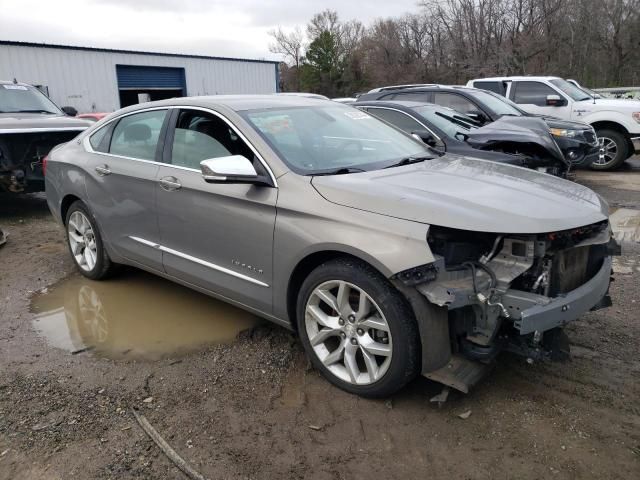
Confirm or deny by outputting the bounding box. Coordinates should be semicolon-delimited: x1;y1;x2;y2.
311;155;608;234
587;98;640;111
465;116;567;164
0;113;91;132
537;116;591;130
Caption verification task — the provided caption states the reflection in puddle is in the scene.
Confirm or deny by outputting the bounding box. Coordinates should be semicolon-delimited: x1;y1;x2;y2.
31;271;260;360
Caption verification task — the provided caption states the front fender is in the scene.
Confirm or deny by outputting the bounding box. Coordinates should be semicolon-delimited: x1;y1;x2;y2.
272;174;433;321
582;111;640;135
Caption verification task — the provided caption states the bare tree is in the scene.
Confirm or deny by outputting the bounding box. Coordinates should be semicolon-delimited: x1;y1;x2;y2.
268;27;304;90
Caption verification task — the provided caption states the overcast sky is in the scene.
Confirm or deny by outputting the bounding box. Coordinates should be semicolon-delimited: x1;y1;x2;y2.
0;0;422;60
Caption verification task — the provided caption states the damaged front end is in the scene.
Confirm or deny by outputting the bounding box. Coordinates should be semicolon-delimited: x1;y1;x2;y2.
398;221;619;392
465;116;571;177
0;132;79;193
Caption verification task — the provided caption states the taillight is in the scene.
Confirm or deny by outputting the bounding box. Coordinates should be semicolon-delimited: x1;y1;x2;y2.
42;154;49;175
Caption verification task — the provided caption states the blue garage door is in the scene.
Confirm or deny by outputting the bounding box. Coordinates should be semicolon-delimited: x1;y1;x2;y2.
116;65;186;92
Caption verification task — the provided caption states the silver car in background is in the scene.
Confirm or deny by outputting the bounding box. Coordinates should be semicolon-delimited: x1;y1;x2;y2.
45;96;617;397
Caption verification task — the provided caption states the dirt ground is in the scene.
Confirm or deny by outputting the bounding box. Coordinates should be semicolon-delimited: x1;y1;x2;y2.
1;160;640;480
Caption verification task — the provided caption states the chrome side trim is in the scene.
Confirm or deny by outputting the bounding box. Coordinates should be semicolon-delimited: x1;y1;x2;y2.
0;127;87;134
129;236;269;288
129;236;160;248
82;104;278;187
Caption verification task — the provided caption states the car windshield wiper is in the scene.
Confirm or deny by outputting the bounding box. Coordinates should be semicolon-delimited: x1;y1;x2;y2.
310;166;367;176
434;111;475;129
384;155;432;169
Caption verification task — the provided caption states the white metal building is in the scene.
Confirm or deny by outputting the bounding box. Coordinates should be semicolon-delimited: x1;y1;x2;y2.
0;41;279;113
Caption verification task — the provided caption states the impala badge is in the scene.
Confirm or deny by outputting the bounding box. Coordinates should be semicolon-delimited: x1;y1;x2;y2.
232;259;264;275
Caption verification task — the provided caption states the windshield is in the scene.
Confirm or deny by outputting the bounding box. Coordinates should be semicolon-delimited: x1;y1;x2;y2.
241;105;429;175
0;84;62;114
465;89;523;116
550;79;591;101
414;106;477;138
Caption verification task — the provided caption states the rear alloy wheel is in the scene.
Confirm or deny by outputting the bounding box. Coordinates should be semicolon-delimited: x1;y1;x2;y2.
592;129;629;170
296;258;420;397
65;201;115;280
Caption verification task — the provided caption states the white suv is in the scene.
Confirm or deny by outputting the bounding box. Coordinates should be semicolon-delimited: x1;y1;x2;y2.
466;76;640;170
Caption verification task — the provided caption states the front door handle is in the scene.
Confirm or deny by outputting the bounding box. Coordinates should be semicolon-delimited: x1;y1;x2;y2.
95;165;111;176
159;176;182;191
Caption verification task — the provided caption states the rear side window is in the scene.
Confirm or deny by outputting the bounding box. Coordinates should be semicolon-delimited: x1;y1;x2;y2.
473;81;506;96
109;110;167;161
366;108;423;134
432;93;478;114
89;126;109;152
512;81;557;106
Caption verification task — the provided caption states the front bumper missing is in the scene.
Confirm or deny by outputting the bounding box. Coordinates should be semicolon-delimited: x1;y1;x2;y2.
502;256;612;335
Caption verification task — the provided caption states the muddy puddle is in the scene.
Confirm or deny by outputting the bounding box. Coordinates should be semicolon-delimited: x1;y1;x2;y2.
30;271;260;360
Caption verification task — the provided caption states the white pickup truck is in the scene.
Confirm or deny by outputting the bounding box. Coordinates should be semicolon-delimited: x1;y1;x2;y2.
466;76;640;170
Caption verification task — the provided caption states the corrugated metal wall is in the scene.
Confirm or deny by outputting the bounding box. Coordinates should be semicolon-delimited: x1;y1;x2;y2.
0;44;278;113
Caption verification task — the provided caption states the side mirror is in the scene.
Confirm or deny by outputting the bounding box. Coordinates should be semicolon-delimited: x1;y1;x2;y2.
411;130;445;150
466;110;488;124
200;155;260;184
546;95;566;107
61;106;78;116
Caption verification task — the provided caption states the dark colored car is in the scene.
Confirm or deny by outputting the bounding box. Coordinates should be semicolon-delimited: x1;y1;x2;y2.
0;80;90;193
356;101;569;176
357;85;600;168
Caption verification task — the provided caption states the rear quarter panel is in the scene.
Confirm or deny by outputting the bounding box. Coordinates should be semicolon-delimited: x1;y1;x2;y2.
45;140;88;224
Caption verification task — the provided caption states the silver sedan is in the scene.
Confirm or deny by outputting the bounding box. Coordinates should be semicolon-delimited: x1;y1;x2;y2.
45;95;615;397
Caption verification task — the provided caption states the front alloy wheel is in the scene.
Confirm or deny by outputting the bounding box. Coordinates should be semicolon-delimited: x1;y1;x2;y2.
305;280;392;385
297;258;420;397
591;129;629;170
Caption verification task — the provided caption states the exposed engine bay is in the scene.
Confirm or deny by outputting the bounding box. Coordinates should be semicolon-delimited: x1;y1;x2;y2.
406;222;619;366
0;132;79;193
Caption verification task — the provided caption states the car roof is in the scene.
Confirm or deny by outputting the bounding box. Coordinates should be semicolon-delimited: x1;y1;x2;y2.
469;76;561;82
364;85;484;95
116;94;336;114
356;100;433;108
0;79;33;87
367;83;441;93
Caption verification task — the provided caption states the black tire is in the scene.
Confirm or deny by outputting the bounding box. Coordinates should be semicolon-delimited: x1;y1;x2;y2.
296;257;420;398
591;129;629;170
65;200;116;280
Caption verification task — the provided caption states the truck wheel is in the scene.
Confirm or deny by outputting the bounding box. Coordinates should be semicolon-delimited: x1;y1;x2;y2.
592;129;629;170
65;201;116;280
296;258;420;398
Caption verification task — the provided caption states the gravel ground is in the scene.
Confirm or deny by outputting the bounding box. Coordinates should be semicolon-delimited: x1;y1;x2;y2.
1;161;639;480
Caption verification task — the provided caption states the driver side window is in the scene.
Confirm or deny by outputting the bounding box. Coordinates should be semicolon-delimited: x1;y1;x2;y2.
170;110;255;170
512;81;558;106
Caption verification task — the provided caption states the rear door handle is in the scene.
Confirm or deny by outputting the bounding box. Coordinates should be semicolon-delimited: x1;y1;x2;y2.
95;165;111;176
159;176;182;191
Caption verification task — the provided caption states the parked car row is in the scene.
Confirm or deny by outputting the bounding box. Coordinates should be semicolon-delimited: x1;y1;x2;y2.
464;76;640;170
355;100;570;176
4;76;637;196
357;84;602;172
45;94;620;397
